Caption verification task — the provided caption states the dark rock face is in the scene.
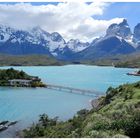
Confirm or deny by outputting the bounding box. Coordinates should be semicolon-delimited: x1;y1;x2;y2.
51;32;64;42
133;23;140;43
106;19;132;39
76;36;135;60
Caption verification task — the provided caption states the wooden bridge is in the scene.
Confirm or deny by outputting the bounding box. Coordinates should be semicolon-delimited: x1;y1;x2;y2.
46;84;104;97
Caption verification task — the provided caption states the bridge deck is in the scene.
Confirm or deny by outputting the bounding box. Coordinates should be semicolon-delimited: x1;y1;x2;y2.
46;84;104;97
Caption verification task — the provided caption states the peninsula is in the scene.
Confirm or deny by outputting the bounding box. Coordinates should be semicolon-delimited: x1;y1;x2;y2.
0;68;46;87
127;70;140;76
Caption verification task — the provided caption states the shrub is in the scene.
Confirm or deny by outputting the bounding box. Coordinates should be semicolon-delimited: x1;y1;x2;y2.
134;81;140;88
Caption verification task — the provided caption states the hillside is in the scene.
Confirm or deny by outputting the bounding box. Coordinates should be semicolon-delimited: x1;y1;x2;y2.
0;54;64;66
80;52;140;68
22;81;140;138
0;53;139;68
115;53;140;68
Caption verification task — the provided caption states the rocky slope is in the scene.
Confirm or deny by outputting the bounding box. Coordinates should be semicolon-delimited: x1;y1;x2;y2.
76;19;136;60
0;25;89;59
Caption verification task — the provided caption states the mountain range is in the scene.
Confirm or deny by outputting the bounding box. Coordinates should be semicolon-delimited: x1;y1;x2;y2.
0;19;140;61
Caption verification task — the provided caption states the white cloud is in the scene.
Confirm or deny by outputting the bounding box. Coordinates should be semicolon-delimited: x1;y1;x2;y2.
0;2;124;41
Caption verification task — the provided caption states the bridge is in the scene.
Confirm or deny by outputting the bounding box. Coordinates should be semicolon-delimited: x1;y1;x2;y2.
46;84;104;97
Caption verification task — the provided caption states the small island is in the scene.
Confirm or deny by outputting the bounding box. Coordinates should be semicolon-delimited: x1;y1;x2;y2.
0;68;46;87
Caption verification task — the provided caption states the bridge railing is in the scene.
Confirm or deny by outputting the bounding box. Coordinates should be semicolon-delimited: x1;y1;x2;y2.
46;84;104;97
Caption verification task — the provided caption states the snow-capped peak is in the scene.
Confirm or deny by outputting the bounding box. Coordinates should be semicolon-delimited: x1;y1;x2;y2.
106;19;132;40
66;39;89;52
0;24;16;42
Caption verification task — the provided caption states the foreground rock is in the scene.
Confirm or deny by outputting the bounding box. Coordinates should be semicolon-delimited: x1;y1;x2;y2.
0;121;17;132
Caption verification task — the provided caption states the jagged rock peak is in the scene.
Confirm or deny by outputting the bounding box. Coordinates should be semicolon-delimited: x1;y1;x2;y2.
119;19;129;27
106;19;132;39
51;32;65;42
133;23;140;43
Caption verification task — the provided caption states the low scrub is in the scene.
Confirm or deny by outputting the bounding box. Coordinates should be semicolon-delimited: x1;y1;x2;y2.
22;81;140;138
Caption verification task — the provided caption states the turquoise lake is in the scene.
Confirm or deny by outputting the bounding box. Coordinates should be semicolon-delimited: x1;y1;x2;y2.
0;65;140;137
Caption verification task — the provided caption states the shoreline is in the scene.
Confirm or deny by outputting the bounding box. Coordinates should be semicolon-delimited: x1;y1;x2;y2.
90;98;101;109
0;64;139;69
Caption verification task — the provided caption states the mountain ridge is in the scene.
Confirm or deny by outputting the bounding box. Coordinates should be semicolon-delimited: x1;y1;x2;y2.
0;19;140;60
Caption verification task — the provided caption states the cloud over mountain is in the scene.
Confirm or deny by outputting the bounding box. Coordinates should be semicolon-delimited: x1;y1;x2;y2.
0;2;123;41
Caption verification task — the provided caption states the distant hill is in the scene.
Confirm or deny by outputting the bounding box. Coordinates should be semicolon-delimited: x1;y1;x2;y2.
0;54;64;66
80;52;140;68
115;52;140;68
0;52;140;67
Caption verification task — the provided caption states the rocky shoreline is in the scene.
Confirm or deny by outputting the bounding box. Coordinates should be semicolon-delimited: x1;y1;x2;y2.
90;98;100;109
0;121;17;132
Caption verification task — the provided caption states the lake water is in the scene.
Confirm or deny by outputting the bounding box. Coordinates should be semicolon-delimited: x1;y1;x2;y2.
0;65;140;137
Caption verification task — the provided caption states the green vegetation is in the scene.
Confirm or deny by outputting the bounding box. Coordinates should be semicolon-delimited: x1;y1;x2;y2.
0;68;32;80
0;68;30;86
116;53;140;68
0;52;140;68
22;81;140;138
30;81;46;88
0;68;45;87
0;54;65;66
80;52;140;68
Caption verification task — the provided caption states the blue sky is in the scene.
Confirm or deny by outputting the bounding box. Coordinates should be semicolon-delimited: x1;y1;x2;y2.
94;2;140;30
0;2;139;41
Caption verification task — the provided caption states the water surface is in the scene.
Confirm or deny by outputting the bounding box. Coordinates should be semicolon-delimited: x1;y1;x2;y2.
0;65;139;137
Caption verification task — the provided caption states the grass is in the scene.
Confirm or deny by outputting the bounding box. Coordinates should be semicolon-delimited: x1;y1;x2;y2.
0;52;140;68
80;52;140;68
0;54;65;66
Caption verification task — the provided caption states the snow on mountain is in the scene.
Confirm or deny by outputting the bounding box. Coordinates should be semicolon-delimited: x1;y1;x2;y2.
30;27;66;53
49;32;66;52
106;19;132;40
75;19;137;60
0;24;15;42
0;25;86;56
105;19;139;48
0;19;140;60
66;39;89;52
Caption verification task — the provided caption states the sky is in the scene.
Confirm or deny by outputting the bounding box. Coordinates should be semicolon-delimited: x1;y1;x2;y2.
0;2;139;42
